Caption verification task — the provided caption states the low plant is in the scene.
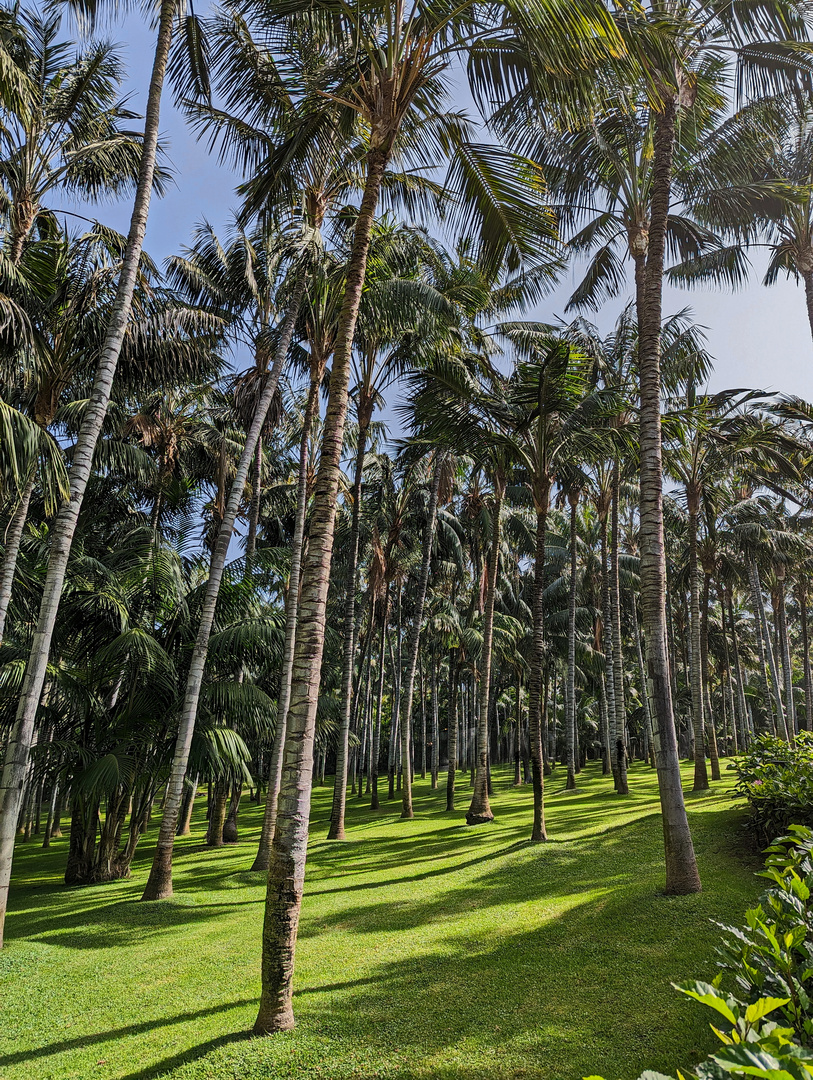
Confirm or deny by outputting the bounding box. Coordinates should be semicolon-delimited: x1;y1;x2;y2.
587;982;813;1080
733;735;813;845
715;826;813;1045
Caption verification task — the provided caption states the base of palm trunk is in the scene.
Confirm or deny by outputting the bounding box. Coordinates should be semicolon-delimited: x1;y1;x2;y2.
663;872;702;895
141;848;173;901
253;1004;295;1035
530;828;548;842
250;853;271;873
465;809;494;825
326;823;345;840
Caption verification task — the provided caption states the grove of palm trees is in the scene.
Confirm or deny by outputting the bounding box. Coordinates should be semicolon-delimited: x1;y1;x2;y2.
5;0;813;1077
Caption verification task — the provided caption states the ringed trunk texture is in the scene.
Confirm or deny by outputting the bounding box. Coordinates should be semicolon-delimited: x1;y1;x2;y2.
700;573;721;778
253;146;389;1036
466;480;503;825
141;275;307;902
636;99;701;895
0;0;177;947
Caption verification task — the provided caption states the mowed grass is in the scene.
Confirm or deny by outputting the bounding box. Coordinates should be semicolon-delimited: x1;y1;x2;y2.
2;762;762;1080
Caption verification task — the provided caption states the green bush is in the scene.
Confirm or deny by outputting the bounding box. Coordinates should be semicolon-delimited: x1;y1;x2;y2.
733;734;813;845
716;827;813;1046
586;982;813;1080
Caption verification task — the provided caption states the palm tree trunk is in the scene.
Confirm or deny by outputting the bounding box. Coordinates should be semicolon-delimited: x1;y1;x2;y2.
141;274;307;902
610;459;629;794
687;505;708;790
430;648;440;790
775;573;797;739
0;0;177;946
528;504;548;842
803;271;813;345
177;774;198;837
0;471;36;646
636;97;701;894
630;594;656;768
600;511;616;779
370;590;390;811
251;374;318;872
328;423;368;839
445;648;460;811
565;492;578;790
253;145;390;1034
700;573;721;778
246;436;263;567
400;460;443;820
799;583;813;733
467;477;503;824
749;557;787;738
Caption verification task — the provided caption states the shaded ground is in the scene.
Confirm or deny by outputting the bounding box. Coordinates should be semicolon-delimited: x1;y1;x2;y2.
2;761;760;1080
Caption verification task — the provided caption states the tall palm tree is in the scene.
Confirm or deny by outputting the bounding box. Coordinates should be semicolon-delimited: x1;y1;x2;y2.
0;0;188;936
251;0;610;1032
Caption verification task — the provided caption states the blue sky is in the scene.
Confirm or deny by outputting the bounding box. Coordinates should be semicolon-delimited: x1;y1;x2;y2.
69;9;813;415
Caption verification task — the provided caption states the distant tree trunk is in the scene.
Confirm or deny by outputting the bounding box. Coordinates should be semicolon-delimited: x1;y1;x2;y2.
177;774;198;837
446;648;460;812
630;595;656;768
250;370;318;873
430;645;439;790
799;582;813;733
223;783;241;843
400;461;443;820
610;460;629;794
528;502;549;842
775;568;797;739
565;491;578;791
749;557;788;739
207;781;229;847
467;477;503;824
636;97;701;894
0;0;178;945
387;591;402;800
600;510;615;778
699;571;720;780
42;780;58;849
370;591;390;811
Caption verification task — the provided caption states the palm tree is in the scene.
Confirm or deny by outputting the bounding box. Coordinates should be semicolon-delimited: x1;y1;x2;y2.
0;0;194;934
251;0;609;1031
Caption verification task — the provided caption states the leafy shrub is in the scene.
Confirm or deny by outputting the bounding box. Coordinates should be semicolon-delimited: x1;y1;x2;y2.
586;982;813;1080
716;827;813;1045
733;734;813;845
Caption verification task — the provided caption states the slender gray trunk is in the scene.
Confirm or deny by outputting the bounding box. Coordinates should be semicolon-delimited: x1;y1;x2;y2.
0;0;177;946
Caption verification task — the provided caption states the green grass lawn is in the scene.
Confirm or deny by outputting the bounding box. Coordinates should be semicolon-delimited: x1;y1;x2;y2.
2;762;762;1080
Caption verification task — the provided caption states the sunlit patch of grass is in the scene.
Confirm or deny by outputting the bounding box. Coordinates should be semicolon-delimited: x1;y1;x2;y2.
2;761;760;1080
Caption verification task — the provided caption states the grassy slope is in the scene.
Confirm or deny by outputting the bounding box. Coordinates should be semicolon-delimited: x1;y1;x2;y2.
2;762;760;1080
